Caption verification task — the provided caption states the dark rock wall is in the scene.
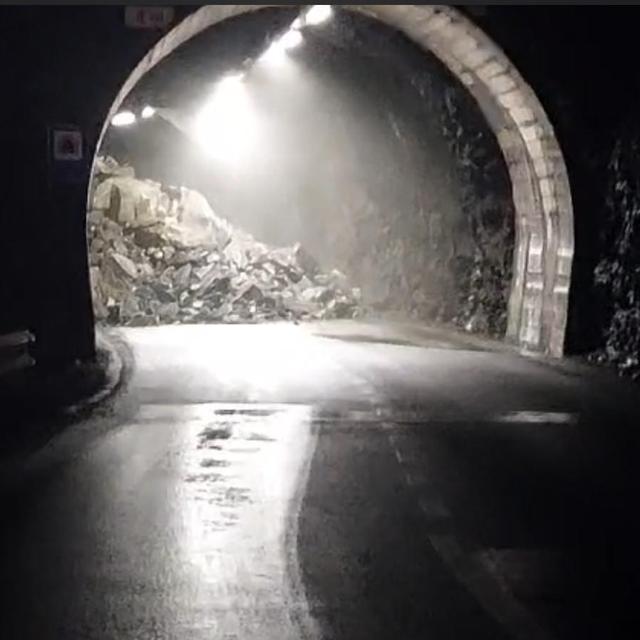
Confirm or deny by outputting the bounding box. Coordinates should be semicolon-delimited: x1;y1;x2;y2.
591;125;640;378
467;7;640;355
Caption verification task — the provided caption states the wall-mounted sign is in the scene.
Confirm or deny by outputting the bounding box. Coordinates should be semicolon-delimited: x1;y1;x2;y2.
48;125;86;185
53;129;83;161
125;6;174;30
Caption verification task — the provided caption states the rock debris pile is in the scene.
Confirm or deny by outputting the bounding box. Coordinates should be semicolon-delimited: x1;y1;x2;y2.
88;157;363;326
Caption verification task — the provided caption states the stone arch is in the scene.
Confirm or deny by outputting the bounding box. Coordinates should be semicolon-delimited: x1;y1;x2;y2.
94;4;574;357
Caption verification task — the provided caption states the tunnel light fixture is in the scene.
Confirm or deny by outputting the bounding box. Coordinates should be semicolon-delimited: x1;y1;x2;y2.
218;73;245;90
279;28;303;50
111;110;136;127
258;28;303;65
193;71;256;163
141;105;156;119
304;5;333;26
259;41;286;65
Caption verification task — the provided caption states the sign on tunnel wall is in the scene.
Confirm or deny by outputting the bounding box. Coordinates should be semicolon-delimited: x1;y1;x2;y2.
125;6;175;30
49;126;87;185
53;129;83;161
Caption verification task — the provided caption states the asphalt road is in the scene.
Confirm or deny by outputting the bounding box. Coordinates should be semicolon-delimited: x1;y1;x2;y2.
1;322;640;640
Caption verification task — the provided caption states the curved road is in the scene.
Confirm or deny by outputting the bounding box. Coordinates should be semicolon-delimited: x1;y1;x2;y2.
1;322;639;639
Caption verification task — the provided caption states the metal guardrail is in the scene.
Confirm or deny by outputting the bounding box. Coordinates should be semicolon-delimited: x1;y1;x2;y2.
0;330;36;376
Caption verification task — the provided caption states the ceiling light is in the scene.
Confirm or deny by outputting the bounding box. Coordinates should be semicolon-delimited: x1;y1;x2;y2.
259;41;286;65
218;73;244;89
305;5;333;26
279;29;303;50
111;111;136;127
141;105;156;119
193;73;256;163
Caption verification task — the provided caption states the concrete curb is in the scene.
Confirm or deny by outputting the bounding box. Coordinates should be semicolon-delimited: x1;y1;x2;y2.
64;328;128;417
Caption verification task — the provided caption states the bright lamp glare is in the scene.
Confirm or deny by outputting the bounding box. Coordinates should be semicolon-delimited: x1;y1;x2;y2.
305;5;332;26
218;73;244;89
193;74;256;164
258;28;303;66
111;110;136;127
141;105;156;119
279;28;303;50
259;41;286;65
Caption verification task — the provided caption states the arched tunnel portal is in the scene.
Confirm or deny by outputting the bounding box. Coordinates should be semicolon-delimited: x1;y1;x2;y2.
93;4;574;357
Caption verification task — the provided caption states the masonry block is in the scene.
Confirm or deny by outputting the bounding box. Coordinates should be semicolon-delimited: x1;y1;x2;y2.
497;88;526;110
450;34;478;58
509;106;536;125
487;73;517;95
423;12;452;34
520;124;544;142
525;137;545;160
460;47;493;70
539;177;554;199
477;59;508;81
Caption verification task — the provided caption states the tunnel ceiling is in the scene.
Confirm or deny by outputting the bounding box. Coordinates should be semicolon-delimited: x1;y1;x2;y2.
127;7;456;117
127;8;296;112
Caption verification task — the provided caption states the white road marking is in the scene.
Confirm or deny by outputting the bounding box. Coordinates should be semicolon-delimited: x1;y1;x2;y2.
380;414;556;639
428;535;555;640
494;411;577;424
312;410;579;425
380;413;559;640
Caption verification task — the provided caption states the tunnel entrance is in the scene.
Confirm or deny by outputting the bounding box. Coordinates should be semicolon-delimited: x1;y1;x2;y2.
88;5;573;356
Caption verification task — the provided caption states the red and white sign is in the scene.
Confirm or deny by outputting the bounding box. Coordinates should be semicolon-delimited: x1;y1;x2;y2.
52;129;83;161
125;6;174;30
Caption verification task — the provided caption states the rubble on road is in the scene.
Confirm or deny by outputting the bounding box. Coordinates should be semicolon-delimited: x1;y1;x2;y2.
88;157;364;326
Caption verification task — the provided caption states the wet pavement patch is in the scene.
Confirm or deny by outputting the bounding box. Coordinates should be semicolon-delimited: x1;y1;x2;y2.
200;458;231;468
199;425;233;441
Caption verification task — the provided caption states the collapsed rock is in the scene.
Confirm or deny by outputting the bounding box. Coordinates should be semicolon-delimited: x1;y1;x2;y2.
88;157;363;326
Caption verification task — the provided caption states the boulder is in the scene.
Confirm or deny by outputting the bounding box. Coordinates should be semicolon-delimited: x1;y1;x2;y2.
294;243;320;275
108;253;138;280
94;176;165;227
134;228;164;249
174;264;192;289
92;180;115;211
234;283;265;303
158;302;180;320
94;155;135;179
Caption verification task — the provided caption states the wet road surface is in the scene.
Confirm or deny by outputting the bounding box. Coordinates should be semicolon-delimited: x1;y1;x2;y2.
1;322;640;639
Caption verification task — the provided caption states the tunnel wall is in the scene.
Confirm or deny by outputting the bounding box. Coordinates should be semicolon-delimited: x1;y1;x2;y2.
0;7;194;364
